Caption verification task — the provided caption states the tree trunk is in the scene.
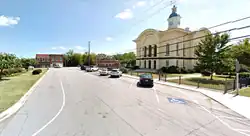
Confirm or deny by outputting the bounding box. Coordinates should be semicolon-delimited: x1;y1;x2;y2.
210;74;213;80
0;69;3;80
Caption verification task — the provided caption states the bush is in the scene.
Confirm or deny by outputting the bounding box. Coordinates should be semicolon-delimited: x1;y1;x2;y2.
32;69;42;75
180;67;188;74
187;69;195;73
160;67;168;73
120;67;128;73
201;70;212;76
167;65;180;73
239;72;250;78
132;66;140;70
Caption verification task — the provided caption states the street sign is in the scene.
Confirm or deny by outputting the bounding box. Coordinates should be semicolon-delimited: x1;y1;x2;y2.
236;59;240;73
167;98;187;104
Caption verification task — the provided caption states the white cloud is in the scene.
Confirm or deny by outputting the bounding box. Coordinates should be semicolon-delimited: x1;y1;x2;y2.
51;47;57;50
115;9;133;20
105;37;113;41
59;46;66;50
136;1;146;7
75;45;85;50
0;15;20;26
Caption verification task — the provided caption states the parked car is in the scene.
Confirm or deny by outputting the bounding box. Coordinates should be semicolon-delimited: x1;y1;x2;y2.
86;66;92;72
99;68;109;76
137;73;154;87
91;66;99;71
80;65;86;70
110;69;122;78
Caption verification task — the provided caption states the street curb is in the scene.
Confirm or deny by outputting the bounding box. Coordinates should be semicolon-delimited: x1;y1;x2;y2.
0;69;50;123
123;74;250;119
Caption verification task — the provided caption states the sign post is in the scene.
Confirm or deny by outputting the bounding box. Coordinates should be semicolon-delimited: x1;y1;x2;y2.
236;59;240;95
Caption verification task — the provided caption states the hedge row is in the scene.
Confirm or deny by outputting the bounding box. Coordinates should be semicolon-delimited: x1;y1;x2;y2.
1;68;25;76
160;66;196;74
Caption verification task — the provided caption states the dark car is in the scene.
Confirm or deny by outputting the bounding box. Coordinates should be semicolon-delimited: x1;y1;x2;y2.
80;65;86;70
138;73;154;87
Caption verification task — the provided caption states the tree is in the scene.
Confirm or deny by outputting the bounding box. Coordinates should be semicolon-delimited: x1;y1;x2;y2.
0;53;17;79
231;39;250;67
83;53;96;65
112;52;136;67
195;33;234;80
20;58;37;70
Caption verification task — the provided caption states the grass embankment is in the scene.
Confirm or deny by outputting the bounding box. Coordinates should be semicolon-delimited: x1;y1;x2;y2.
0;69;47;113
168;75;235;91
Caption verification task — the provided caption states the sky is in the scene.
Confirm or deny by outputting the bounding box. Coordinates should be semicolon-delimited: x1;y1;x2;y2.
0;0;250;58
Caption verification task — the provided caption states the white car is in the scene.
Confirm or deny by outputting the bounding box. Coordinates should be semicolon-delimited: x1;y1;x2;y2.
91;66;99;71
110;69;122;77
99;68;109;76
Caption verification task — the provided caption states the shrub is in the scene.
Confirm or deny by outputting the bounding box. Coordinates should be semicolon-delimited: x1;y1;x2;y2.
187;69;195;73
167;65;180;73
239;72;250;78
132;66;140;70
120;67;128;73
180;67;188;74
32;69;42;75
160;67;168;73
201;70;212;76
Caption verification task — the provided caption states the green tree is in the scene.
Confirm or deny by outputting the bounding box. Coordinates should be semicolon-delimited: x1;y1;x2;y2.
0;53;17;79
83;53;96;65
20;58;37;70
195;33;234;80
113;52;136;67
231;39;250;67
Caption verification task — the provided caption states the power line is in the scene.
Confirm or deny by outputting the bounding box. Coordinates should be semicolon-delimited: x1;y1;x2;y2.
136;34;250;58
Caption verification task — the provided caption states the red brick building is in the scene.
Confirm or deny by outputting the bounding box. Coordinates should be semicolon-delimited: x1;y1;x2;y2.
36;54;64;68
96;60;120;68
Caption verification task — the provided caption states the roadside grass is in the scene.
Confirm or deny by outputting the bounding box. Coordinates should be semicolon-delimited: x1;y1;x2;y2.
233;87;250;97
168;75;235;91
0;68;47;113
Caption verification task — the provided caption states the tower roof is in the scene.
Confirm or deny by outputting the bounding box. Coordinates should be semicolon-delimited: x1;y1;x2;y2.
168;5;180;18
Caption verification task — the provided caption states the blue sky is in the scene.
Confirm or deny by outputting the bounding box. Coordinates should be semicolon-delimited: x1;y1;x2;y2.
0;0;250;58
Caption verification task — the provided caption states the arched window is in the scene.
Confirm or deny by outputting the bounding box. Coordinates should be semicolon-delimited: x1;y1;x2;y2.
154;45;157;57
148;60;151;69
144;60;146;68
148;45;152;57
144;47;147;57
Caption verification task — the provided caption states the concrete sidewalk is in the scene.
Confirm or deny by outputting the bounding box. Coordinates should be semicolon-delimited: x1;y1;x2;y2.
123;74;250;119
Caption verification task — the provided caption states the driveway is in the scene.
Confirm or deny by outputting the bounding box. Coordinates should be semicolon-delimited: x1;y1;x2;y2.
0;67;249;136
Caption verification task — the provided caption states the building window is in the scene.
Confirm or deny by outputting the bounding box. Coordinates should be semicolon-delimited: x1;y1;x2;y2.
144;60;146;68
176;43;179;56
144;47;147;57
148;60;151;69
166;60;169;67
52;57;54;61
176;60;179;67
148;45;152;57
154;60;156;69
166;44;170;56
139;61;141;67
154;45;157;57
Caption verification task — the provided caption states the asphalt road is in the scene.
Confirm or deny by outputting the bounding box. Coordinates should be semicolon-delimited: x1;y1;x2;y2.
0;67;250;136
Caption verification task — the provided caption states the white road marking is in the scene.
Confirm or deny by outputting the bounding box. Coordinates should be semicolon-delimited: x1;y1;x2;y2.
31;80;66;136
174;89;250;136
235;129;250;133
218;116;250;121
129;79;137;88
152;87;160;104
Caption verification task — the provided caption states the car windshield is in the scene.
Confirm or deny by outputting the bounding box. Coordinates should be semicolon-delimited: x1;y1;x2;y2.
140;74;152;79
112;70;118;72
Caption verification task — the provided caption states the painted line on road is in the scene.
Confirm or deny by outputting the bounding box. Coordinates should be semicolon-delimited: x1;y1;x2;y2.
31;80;66;136
175;89;250;136
152;87;160;104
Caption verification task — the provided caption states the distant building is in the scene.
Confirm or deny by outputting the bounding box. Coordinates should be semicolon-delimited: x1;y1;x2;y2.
133;5;209;70
96;60;120;68
36;54;64;68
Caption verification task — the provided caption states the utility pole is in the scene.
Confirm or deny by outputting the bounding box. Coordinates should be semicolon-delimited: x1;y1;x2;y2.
88;41;91;66
236;59;240;95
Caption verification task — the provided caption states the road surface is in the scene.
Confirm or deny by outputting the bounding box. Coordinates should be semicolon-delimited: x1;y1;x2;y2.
0;67;250;136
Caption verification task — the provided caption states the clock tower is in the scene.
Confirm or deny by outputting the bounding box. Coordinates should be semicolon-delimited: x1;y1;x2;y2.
167;5;181;29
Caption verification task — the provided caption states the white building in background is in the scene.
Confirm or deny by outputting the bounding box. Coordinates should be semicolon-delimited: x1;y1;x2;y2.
133;5;210;70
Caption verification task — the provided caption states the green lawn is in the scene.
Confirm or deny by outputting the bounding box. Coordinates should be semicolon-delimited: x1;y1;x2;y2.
168;76;234;91
236;87;250;97
0;69;47;113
